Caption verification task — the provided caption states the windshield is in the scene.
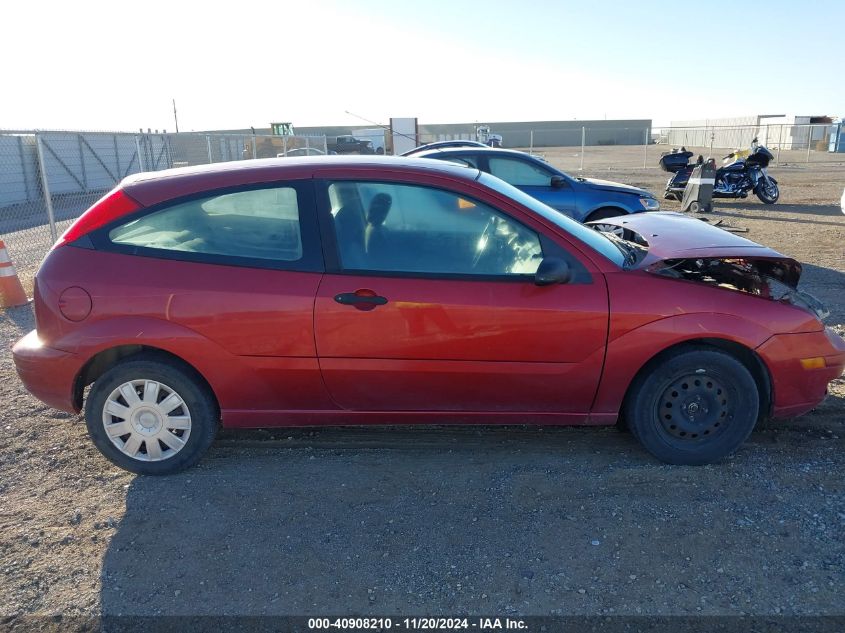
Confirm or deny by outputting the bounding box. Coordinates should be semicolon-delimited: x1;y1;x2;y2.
478;172;625;266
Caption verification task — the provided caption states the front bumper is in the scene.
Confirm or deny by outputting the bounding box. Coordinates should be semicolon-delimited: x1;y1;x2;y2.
12;330;81;413
757;327;845;418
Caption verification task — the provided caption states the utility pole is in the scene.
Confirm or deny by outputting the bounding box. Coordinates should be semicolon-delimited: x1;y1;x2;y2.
172;98;179;133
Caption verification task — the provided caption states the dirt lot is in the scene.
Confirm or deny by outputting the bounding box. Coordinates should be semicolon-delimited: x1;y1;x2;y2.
0;156;843;624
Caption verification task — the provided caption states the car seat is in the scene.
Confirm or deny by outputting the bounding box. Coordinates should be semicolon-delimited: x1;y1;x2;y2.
364;193;392;268
334;202;367;268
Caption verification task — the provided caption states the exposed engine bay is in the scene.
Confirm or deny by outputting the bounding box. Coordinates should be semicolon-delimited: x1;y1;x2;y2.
647;257;830;321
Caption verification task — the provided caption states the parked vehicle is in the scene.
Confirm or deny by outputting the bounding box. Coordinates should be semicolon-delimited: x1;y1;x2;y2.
401;140;489;156
327;135;376;155
13;157;843;474
280;147;326;157
662;138;780;204
415;147;660;231
475;125;503;147
351;128;387;154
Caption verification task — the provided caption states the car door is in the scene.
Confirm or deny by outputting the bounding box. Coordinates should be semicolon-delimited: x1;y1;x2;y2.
313;178;608;416
487;156;577;215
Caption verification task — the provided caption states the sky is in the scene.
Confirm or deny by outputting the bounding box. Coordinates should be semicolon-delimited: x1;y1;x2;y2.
2;0;842;132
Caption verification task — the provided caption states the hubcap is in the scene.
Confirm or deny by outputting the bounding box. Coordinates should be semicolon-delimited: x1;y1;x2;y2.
658;373;729;440
102;379;192;462
592;223;625;237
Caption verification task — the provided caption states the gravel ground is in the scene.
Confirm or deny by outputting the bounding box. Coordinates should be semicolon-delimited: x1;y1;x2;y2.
0;160;843;622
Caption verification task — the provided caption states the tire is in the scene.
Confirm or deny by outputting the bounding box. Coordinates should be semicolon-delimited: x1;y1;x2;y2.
624;347;759;465
755;177;779;204
586;208;627;237
85;354;219;475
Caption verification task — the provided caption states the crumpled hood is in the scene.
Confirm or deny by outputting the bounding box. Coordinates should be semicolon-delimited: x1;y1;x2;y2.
591;211;790;260
580;177;651;197
587;212;830;318
589;212;813;302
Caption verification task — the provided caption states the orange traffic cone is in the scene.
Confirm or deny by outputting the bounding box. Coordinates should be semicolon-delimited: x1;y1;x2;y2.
0;240;29;308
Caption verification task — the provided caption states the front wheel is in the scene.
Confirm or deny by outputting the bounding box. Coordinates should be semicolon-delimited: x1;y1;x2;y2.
85;354;219;475
755;176;779;204
624;347;759;465
586;208;627;237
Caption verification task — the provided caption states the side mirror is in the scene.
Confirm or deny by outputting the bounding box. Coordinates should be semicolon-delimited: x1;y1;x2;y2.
550;175;566;189
535;257;572;286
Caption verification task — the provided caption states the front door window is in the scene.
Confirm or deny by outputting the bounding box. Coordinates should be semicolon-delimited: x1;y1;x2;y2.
327;181;543;277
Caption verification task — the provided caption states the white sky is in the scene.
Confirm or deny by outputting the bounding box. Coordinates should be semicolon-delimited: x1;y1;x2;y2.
2;0;842;132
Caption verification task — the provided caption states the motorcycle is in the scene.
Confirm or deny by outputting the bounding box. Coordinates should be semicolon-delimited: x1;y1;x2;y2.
661;138;779;204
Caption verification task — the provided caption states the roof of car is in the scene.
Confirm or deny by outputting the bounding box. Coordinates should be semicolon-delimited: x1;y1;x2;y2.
413;147;541;160
401;140;488;155
120;156;481;207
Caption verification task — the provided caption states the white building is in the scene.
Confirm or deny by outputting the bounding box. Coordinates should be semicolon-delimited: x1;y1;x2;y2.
667;114;834;150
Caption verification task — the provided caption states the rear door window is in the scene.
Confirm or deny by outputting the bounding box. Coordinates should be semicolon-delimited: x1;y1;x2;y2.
426;153;481;169
488;157;553;187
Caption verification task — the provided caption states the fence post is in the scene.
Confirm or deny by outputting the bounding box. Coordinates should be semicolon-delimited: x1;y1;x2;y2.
206;135;213;164
283;136;288;157
165;134;174;168
77;134;88;190
643;128;649;168
529;130;534;153
34;134;58;242
251;134;257;159
806;125;812;163
579;126;585;171
776;125;783;166
135;136;146;172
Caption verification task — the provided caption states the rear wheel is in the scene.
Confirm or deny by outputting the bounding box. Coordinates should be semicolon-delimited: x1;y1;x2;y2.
85;354;219;475
624;347;759;465
755;177;779;204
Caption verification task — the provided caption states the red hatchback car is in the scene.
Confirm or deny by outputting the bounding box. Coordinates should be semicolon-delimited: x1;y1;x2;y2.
13;157;845;474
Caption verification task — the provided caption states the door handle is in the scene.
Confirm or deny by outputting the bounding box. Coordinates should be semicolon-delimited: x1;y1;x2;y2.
334;290;388;310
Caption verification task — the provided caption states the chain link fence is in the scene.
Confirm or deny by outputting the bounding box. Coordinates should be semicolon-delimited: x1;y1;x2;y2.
418;123;845;172
0;130;326;290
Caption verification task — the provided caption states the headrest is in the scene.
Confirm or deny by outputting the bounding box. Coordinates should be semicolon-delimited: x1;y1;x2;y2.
367;193;392;226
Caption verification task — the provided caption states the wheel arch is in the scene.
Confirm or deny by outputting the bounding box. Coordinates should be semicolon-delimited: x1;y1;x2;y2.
619;337;773;426
585;205;631;222
73;345;219;414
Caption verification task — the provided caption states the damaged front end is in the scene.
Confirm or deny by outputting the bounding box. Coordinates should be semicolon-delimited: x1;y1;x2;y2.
647;257;830;321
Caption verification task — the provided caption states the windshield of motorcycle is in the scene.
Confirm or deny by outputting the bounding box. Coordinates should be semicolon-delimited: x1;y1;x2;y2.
754;146;774;160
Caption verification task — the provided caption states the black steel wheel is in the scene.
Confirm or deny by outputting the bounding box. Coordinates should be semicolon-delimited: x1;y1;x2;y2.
624;347;759;465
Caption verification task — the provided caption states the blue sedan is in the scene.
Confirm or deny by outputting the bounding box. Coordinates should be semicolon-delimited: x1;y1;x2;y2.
414;147;660;230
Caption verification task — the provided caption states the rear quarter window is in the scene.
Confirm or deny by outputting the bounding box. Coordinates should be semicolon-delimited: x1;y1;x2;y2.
97;183;322;271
